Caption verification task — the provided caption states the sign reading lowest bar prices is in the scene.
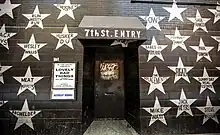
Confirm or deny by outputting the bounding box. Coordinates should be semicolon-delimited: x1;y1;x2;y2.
51;63;76;100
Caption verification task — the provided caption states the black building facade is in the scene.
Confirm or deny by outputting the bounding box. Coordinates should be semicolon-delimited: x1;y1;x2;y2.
0;0;220;135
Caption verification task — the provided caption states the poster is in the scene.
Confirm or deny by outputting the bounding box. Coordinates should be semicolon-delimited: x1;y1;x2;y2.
51;63;76;99
100;62;119;80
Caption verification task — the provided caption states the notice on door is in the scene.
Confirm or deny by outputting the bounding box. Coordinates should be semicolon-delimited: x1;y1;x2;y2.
100;62;119;80
51;63;76;100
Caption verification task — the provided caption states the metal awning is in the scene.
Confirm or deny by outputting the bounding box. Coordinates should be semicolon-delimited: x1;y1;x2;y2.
78;16;147;40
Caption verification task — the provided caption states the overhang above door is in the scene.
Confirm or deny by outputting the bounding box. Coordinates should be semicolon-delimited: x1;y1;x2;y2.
78;16;147;40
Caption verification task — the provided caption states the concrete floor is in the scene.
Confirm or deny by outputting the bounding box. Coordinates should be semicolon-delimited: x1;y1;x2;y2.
83;119;139;135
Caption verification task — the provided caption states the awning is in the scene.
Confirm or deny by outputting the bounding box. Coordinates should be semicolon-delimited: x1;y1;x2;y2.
78;16;147;40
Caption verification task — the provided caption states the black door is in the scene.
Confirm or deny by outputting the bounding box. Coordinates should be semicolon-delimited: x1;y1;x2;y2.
94;47;124;118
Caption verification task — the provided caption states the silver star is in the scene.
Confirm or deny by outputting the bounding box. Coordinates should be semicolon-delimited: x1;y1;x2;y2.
196;96;220;124
0;24;16;49
163;0;186;22
190;38;214;62
10;99;41;130
139;8;165;31
193;67;218;94
165;27;190;51
142;67;169;95
23;5;50;29
170;89;196;117
17;34;47;61
208;2;220;24
51;24;78;50
0;100;8;107
211;36;220;51
187;10;210;33
13;66;43;96
110;39;136;47
141;36;167;62
0;0;20;19
168;57;193;83
143;96;171;126
54;0;80;20
0;63;12;84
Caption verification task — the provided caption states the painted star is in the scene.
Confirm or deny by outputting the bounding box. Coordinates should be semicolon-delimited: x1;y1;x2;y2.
187;10;210;33
17;34;47;61
0;0;20;19
141;36;167;61
142;67;169;95
165;27;190;51
0;63;12;84
139;8;165;31
143;96;171;126
51;24;78;50
23;5;50;29
54;0;80;20
163;0;186;22
0;24;16;49
196;96;220;124
170;89;196;117
193;67;218;94
168;57;193;83
211;36;220;51
190;38;214;62
10;99;41;130
0;100;8;107
208;2;220;24
13;66;43;96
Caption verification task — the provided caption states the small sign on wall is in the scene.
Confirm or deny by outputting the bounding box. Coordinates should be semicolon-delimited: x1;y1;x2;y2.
51;63;77;100
100;62;119;80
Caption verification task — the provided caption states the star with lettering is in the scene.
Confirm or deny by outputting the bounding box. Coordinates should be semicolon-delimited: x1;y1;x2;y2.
0;63;12;84
17;34;47;61
143;96;171;126
165;27;190;51
54;0;80;20
141;36;167;61
190;38;214;62
139;8;165;31
142;67;169;95
168;57;193;83
0;24;16;50
0;0;20;19
110;39;136;47
163;0;186;22
187;10;210;33
193;67;218;94
0;100;8;107
51;24;78;50
211;36;220;51
13;66;43;96
23;5;50;29
208;2;220;24
170;89;196;117
10;99;41;130
196;96;220;124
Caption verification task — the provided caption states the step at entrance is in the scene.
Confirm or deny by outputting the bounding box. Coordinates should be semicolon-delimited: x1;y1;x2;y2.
83;119;139;135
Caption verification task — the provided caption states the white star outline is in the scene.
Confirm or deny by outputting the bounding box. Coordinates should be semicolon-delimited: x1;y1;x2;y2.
51;24;78;50
211;36;220;52
163;0;187;22
170;89;196;117
142;67;169;95
54;0;80;20
193;67;218;94
190;38;214;62
13;66;43;96
196;96;220;124
9;99;41;130
0;24;16;50
139;8;165;31
23;5;50;29
17;34;47;61
0;63;12;84
142;96;171;126
208;2;220;24
0;0;20;19
141;36;168;62
0;100;8;107
168;57;193;83
165;27;190;51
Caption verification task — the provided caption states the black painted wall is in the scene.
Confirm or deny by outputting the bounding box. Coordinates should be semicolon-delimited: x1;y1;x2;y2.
0;0;219;135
